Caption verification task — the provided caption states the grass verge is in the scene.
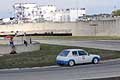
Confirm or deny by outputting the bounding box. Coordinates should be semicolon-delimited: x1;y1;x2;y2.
0;44;120;69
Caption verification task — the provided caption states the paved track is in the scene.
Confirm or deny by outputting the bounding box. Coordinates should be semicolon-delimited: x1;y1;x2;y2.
0;60;120;80
0;39;120;80
35;39;120;51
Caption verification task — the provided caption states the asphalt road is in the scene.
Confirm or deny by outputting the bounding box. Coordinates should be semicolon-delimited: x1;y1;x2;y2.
0;39;120;80
0;60;120;80
35;39;120;51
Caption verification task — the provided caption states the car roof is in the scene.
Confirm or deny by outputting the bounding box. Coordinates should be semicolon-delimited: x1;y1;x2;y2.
64;49;84;51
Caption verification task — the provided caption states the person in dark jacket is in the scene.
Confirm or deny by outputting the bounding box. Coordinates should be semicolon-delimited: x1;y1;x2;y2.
9;37;16;54
9;37;14;48
24;40;28;47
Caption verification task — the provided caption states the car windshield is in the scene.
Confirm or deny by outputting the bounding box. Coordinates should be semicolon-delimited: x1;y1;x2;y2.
59;50;70;57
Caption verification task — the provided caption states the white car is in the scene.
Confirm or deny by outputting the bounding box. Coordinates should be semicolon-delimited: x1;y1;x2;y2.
56;49;101;66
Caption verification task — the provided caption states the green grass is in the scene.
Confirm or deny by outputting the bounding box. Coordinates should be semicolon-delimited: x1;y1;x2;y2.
0;44;120;69
31;36;120;40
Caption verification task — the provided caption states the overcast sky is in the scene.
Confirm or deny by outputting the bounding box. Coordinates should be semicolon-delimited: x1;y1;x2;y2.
0;0;120;18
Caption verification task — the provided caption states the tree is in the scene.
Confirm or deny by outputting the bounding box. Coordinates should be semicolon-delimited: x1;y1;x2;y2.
112;9;120;16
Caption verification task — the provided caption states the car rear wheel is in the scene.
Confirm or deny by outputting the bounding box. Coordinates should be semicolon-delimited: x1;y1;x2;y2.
68;60;75;66
92;58;99;64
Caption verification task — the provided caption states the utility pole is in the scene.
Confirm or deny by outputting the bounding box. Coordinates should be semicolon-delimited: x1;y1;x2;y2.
114;5;117;11
53;0;55;6
53;0;55;21
76;0;79;21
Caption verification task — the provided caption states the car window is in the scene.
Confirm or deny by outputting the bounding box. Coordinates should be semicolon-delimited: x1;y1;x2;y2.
78;51;87;56
59;50;70;57
72;51;78;56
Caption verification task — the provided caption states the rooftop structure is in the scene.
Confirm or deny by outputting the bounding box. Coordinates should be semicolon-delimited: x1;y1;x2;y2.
13;3;38;23
13;3;86;23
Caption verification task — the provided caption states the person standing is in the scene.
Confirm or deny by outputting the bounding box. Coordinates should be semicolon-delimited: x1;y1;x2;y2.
29;36;32;44
9;37;14;47
9;37;16;54
24;40;28;47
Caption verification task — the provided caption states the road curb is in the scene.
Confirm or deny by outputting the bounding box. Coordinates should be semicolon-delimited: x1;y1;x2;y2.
0;65;59;72
81;75;120;80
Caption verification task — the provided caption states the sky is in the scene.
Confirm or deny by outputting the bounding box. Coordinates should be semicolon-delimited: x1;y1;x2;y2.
0;0;120;18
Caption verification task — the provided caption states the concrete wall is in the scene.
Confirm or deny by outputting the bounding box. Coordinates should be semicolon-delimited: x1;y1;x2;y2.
0;19;120;36
0;22;94;36
0;23;73;33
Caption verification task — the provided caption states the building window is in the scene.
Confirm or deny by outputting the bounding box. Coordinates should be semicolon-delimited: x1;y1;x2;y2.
28;13;31;16
40;11;42;14
41;15;43;17
32;11;34;14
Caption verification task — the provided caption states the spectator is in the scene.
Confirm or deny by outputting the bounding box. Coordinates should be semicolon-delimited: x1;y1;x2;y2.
9;37;16;54
9;37;14;47
24;40;28;47
30;37;32;44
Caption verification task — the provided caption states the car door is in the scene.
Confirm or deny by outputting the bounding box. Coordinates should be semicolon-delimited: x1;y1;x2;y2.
71;51;80;64
78;50;90;63
72;50;84;64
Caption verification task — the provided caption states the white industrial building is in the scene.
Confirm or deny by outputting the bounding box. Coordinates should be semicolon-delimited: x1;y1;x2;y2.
39;5;56;21
54;8;86;22
69;8;86;22
13;3;86;22
53;9;70;22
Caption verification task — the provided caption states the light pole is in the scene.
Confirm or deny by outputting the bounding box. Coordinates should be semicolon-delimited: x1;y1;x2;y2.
53;0;55;6
94;26;96;36
76;0;79;21
8;9;12;24
53;0;55;21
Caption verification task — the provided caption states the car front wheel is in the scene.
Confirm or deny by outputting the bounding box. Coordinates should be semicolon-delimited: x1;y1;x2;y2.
68;60;75;66
92;58;99;64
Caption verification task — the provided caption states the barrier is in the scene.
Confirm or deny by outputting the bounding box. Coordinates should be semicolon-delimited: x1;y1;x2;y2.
0;40;40;55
